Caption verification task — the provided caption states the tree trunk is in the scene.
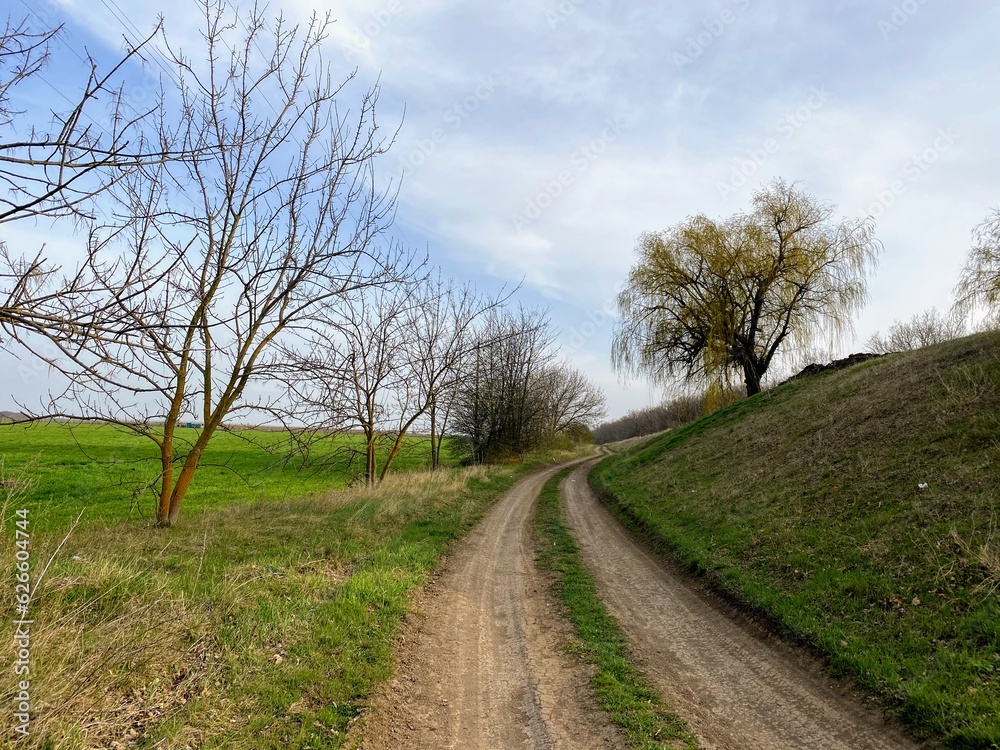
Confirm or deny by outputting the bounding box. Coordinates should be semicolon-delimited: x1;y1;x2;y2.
429;399;438;471
743;361;762;397
435;401;452;469
365;433;377;487
164;446;205;526
156;439;174;525
379;437;403;482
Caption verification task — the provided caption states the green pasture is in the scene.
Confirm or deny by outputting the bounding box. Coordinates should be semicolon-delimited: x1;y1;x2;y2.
0;422;452;530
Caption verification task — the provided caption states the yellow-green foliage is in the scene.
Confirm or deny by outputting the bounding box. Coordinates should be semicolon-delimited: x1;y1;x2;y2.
613;179;880;394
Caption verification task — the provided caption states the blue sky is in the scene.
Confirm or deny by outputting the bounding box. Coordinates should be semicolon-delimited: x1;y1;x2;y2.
3;0;1000;419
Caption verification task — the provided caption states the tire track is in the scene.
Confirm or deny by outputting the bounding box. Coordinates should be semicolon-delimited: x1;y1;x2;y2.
563;461;931;750
357;461;624;749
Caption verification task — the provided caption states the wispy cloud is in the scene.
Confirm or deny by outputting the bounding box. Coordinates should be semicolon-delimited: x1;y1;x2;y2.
4;0;999;418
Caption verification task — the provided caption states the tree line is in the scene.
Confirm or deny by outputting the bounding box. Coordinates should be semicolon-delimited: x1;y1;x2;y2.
0;4;604;526
592;393;706;445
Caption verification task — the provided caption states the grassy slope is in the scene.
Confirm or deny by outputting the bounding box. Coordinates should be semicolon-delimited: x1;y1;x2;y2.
0;450;588;748
600;430;670;455
591;331;1000;749
0;422;450;530
534;468;697;749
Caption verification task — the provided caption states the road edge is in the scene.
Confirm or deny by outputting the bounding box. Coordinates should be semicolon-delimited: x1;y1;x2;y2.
586;455;944;749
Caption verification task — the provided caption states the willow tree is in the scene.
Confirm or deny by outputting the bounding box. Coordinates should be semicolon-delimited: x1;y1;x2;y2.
954;207;1000;325
612;180;881;396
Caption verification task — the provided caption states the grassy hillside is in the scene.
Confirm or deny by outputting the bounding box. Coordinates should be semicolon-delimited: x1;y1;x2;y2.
600;430;670;454
0;423;452;530
592;331;1000;749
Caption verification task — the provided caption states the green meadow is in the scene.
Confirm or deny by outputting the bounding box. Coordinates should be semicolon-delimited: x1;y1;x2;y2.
0;422;451;530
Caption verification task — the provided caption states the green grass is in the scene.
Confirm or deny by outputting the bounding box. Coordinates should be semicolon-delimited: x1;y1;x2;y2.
1;457;571;748
534;468;698;749
0;421;589;748
591;331;1000;749
600;430;671;455
0;422;454;530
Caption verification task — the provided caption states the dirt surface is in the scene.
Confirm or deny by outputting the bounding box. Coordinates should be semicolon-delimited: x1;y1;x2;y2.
355;461;626;750
563;461;931;750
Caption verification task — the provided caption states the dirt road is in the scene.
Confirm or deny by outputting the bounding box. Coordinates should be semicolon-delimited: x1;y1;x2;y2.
357;461;625;749
359;459;929;749
562;461;927;750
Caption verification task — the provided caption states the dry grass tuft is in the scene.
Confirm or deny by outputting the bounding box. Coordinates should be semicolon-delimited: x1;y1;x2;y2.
951;509;1000;598
1;514;218;747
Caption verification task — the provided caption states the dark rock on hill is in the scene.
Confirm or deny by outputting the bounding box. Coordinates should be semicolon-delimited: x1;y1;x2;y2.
782;352;885;384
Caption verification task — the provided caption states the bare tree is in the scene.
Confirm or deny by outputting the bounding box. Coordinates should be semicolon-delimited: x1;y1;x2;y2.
452;307;553;462
536;364;606;436
866;307;966;354
283;275;504;484
291;281;416;487
452;308;603;462
402;276;508;471
35;2;402;525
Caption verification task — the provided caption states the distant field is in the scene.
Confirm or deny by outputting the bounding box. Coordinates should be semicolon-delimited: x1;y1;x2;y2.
0;422;453;530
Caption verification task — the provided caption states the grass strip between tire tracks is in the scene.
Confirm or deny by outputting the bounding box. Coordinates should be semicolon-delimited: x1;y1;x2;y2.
534;467;698;750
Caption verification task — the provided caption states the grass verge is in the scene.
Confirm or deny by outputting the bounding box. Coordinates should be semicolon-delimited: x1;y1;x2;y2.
591;331;1000;749
534;467;698;750
0;451;586;748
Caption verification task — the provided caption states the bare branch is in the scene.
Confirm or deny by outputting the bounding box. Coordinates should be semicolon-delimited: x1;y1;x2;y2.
24;1;407;525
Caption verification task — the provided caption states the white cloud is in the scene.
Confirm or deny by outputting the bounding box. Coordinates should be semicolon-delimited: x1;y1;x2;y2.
3;1;1000;419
